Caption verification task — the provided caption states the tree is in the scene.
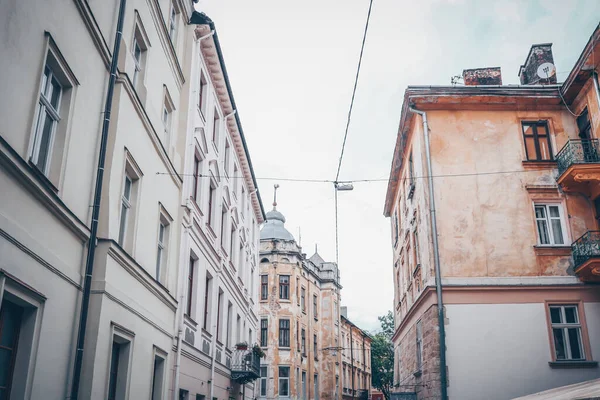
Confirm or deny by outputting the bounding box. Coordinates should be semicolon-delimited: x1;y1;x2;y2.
371;312;394;400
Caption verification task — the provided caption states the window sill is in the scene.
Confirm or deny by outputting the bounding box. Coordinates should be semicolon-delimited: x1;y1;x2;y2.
206;224;217;239
279;299;291;303
28;160;59;193
533;245;572;256
184;314;198;328
279;347;291;351
522;160;557;170
548;360;598;369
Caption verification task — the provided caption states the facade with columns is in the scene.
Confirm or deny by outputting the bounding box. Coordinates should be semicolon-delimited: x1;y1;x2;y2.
257;193;343;400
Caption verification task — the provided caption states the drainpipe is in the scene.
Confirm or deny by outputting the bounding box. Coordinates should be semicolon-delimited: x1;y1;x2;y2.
69;1;127;398
408;107;448;400
593;71;600;114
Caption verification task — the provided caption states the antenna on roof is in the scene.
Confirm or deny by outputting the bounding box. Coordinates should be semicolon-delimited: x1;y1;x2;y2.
273;184;279;210
537;62;556;81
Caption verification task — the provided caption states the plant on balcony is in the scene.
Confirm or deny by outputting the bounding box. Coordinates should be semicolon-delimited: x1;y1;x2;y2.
235;341;248;350
252;343;266;358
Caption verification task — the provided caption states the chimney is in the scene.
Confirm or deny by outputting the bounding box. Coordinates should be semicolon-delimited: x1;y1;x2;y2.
519;43;557;85
462;67;502;86
340;306;348;319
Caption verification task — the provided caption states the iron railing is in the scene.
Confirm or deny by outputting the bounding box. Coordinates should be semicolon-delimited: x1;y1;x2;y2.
572;231;600;268
556;139;600;177
230;348;260;384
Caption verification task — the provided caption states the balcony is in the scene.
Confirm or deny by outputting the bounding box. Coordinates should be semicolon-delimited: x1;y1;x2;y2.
572;231;600;282
230;348;261;384
556;139;600;196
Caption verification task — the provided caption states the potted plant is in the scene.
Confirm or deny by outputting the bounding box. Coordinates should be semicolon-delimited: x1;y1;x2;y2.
235;341;248;350
252;343;266;358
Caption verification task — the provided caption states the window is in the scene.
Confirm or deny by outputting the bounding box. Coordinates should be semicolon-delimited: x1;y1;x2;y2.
241;187;246;219
314;374;319;400
119;175;133;246
302;371;306;399
261;319;268;347
168;2;179;42
132;21;149;90
549;305;585;360
278;366;290;397
296;277;300;305
393;212;399;246
229;221;236;259
313;334;318;360
233;165;239;195
186;256;195;317
224;141;231;177
179;389;189;400
151;350;166;400
301;287;306;312
208;184;216;229
408;152;415;199
220;205;228;250
203;274;212;331
279;319;290;347
31;65;62;174
156;220;167;281
236;314;241;344
522;121;552;161
301;328;306;355
192;154;201;202
260;366;268;397
212;108;220;148
413;230;420;266
0;300;23;398
577;108;592;139
162;89;175;147
216;290;223;342
416;320;422;371
199;71;208;117
108;329;133;400
313;294;318;318
261;275;268;300
534;204;566;245
226;302;232;347
279;275;290;300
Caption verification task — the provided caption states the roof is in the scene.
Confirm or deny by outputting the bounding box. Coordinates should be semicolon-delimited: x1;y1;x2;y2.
189;12;266;222
511;378;600;400
260;208;295;241
341;315;373;340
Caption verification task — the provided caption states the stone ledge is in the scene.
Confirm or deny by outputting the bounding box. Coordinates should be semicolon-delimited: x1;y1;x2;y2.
548;360;598;369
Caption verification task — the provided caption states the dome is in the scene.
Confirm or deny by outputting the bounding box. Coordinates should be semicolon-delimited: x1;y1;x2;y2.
260;208;295;241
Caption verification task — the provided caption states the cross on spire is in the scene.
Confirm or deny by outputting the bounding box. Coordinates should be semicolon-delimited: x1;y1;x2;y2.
273;184;279;210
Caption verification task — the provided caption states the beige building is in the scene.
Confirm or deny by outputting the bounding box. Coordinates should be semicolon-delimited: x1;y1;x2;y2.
173;12;265;400
0;2;264;399
258;197;342;400
340;310;372;400
384;26;600;400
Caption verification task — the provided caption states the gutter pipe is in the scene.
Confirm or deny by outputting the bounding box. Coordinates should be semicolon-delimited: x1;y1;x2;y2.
408;107;448;400
172;27;217;400
69;0;127;398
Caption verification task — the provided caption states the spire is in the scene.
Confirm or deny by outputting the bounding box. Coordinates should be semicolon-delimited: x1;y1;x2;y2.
273;184;279;210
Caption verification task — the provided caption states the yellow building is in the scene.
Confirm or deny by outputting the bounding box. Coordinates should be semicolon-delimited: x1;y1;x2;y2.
340;310;372;400
258;195;342;400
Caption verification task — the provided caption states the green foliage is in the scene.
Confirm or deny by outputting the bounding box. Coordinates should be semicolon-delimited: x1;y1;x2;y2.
371;312;394;400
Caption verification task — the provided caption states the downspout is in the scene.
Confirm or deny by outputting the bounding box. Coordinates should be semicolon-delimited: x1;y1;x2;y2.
408;107;448;400
593;71;600;114
70;1;127;398
172;27;216;400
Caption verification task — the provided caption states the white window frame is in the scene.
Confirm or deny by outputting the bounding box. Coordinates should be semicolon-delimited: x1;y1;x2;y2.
131;15;150;90
107;324;134;400
119;175;133;246
278;366;290;397
168;2;179;43
260;365;268;397
156;205;173;282
549;304;585;361
534;203;568;246
162;86;175;149
150;347;168;400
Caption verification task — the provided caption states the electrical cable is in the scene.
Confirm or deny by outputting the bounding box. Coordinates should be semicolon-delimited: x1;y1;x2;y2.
334;0;374;182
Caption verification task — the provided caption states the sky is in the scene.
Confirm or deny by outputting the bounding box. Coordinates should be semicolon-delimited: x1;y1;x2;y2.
194;0;600;332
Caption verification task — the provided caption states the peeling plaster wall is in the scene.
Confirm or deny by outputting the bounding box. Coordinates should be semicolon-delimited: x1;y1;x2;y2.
259;239;342;400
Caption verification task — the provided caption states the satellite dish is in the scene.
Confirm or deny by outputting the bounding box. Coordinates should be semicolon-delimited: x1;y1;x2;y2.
537;62;556;79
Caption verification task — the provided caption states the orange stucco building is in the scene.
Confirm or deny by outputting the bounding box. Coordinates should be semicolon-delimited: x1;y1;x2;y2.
384;25;600;400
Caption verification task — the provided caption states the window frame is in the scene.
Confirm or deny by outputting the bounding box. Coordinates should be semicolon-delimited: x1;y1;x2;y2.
162;86;175;148
155;205;173;282
198;70;208;119
260;366;268;397
533;203;569;246
522;120;553;161
118;153;142;252
131;14;150;91
278;319;290;348
278;366;290;397
260;318;268;347
545;301;592;363
313;294;318;319
301;287;306;312
279;275;290;300
186;256;195;317
107;323;134;400
168;1;179;44
150;347;168;400
260;275;268;300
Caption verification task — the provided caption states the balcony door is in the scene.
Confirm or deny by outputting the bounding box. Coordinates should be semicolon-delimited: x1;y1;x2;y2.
595;197;600;229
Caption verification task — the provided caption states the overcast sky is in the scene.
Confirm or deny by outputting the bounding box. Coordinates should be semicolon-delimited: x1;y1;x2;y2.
194;0;600;332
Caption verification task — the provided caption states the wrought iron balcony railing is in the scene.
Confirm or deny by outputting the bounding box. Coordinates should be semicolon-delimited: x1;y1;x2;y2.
572;231;600;268
230;348;260;384
556;139;600;177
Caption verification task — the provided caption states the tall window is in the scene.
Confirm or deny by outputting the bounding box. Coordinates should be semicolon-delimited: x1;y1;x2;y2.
577;108;592;139
212;108;220;147
229;222;236;259
296;277;300;305
261;275;268;300
313;294;318;318
31;65;62;173
224;141;231;176
118;175;133;246
260;366;268;397
226;302;232;347
301;287;306;312
314;374;319;400
132;25;148;89
208;184;216;228
260;319;268;347
534;204;566;245
168;2;178;42
313;334;318;360
186;257;194;317
108;334;132;400
279;319;290;347
416;320;422;370
413;230;420;266
203;275;212;330
408;152;414;187
216;290;223;341
156;220;168;281
108;342;121;400
192;154;201;202
162;94;173;146
0;300;23;398
301;328;306;355
278;367;290;397
220;206;228;250
198;71;208;117
279;275;290;299
522;121;552;161
549;305;584;360
151;353;166;400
